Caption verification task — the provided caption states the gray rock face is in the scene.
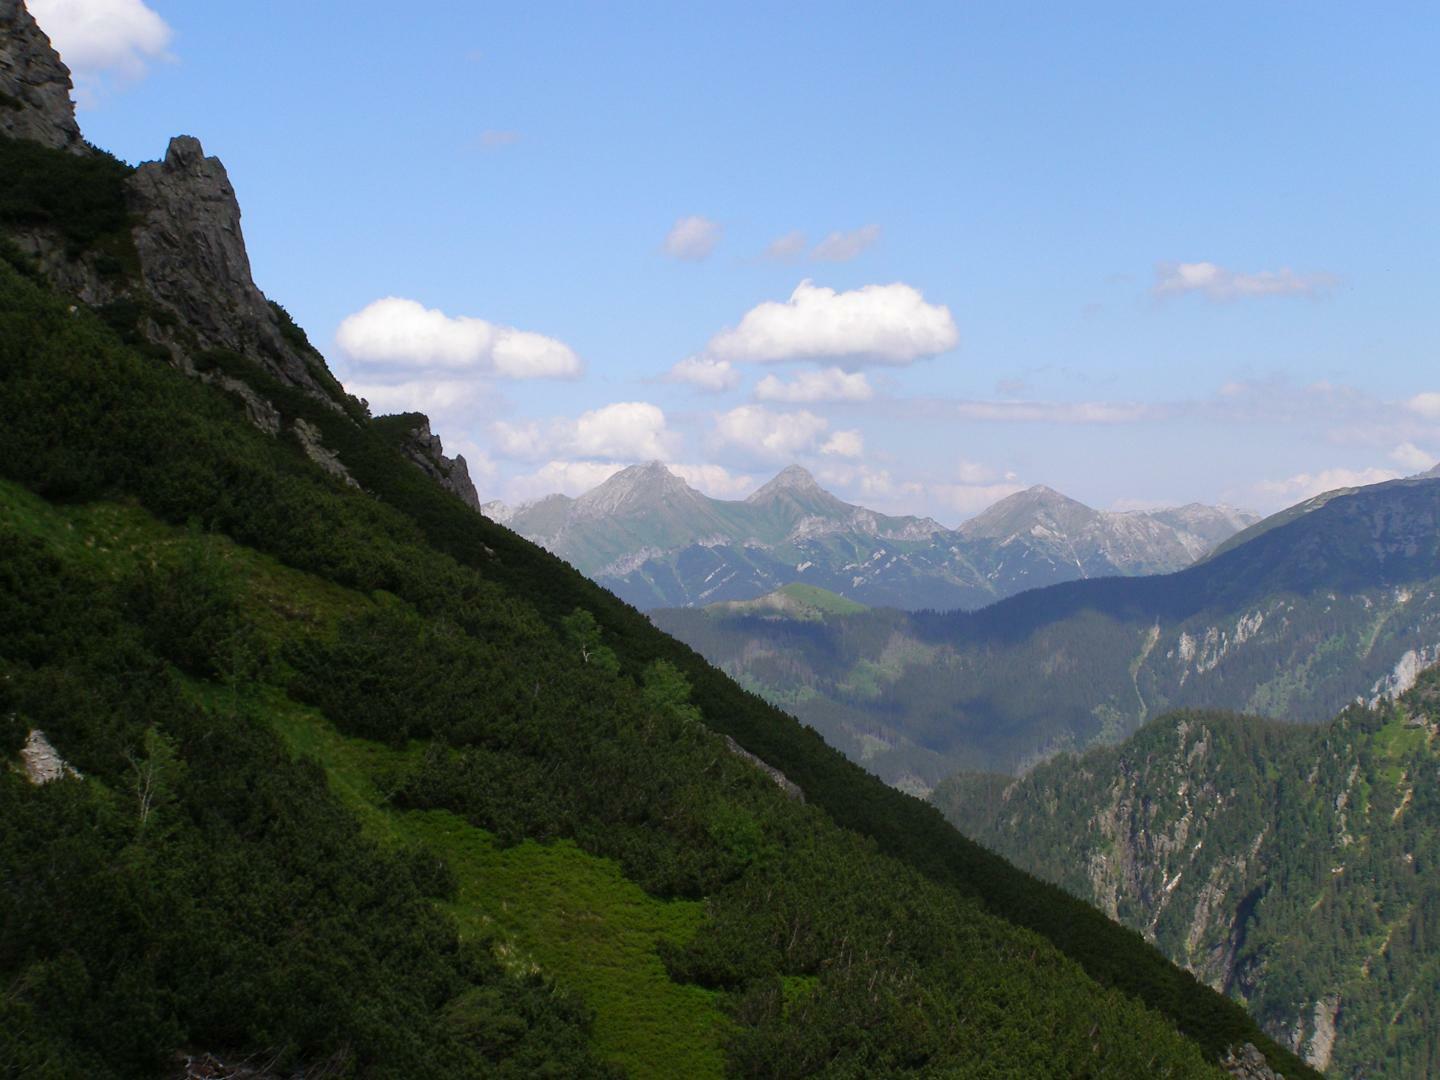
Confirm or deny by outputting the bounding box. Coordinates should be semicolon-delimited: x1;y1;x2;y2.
399;418;481;510
19;729;80;784
127;136;340;406
0;0;83;152
723;735;804;801
1221;1043;1285;1080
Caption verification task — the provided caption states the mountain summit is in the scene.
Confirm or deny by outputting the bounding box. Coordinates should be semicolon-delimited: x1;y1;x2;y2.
497;468;1258;610
747;464;828;501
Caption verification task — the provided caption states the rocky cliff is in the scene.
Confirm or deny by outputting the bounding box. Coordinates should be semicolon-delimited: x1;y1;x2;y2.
935;672;1440;1077
0;0;83;152
0;1;479;510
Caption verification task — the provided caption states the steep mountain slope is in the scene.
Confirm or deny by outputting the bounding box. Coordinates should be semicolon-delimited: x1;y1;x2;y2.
0;6;1309;1076
496;463;1256;611
654;475;1440;785
933;672;1440;1078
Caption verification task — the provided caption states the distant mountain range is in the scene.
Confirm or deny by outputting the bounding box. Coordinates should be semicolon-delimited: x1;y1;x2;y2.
654;474;1440;790
486;462;1258;611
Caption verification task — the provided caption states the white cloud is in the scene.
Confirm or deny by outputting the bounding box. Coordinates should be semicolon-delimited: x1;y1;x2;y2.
764;230;808;260
342;378;490;415
1405;392;1440;420
663;215;722;261
713;405;829;460
755;367;874;404
811;224;881;262
928;481;1026;517
1152;261;1337;301
336;297;581;379
1390;442;1437;473
506;460;626;502
814;463;901;502
29;0;172;92
820;429;864;458
492;401;676;462
1256;467;1400;503
667;355;741;392
705;280;958;366
669;463;758;499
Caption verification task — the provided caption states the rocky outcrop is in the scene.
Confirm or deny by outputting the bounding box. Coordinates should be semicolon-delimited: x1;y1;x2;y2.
127;136;341;406
292;418;358;488
723;735;803;801
397;417;480;510
19;729;80;784
0;0;84;152
1221;1043;1285;1080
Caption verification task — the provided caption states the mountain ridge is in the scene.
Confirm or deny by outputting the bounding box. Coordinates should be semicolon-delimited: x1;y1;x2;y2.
933;671;1440;1076
492;462;1259;611
655;473;1440;785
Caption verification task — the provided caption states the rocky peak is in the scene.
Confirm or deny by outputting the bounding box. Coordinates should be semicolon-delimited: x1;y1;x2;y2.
0;0;84;153
958;484;1099;540
395;416;480;510
576;461;696;516
127;135;339;404
747;464;824;502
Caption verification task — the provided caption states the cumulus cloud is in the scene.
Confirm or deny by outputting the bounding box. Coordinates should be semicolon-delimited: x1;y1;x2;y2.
1390;442;1438;473
1256;467;1400;503
1152;261;1337;301
814;463;901;502
713;405;829;460
492;401;677;462
669;463;758;499
29;0;173;93
667;355;741;392
928;481;1026;517
336;297;581;379
342;378;492;416
506;460;625;502
755;367;874;404
764;230;808;260
1406;392;1440;420
705;280;958;366
811;224;882;262
663;215;722;261
820;429;864;458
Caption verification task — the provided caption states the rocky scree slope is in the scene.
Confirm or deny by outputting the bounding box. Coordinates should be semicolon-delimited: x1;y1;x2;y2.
494;461;1256;612
935;670;1440;1078
0;6;1312;1075
654;475;1440;787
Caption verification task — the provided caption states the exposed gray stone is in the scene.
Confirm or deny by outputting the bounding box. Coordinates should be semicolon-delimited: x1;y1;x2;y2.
19;729;80;784
0;0;83;152
398;417;481;510
724;735;803;801
292;418;358;488
1220;1042;1284;1080
126;135;341;407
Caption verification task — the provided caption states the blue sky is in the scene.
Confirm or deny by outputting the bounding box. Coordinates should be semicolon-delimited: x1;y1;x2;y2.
36;0;1440;520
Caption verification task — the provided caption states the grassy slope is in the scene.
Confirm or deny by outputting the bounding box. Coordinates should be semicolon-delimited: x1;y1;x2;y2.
0;125;1316;1073
0;479;726;1079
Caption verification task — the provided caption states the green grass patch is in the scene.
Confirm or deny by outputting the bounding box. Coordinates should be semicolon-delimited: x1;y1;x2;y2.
269;697;728;1079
